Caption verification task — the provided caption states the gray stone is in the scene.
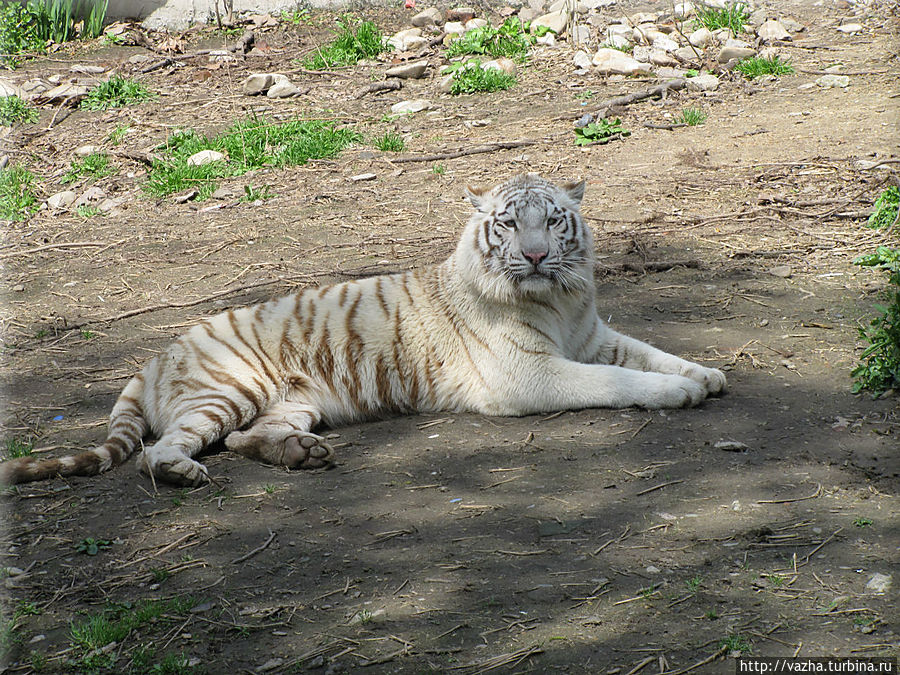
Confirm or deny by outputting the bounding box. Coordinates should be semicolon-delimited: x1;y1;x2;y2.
592;48;652;75
438;74;455;93
632;45;652;63
531;10;568;35
386;60;428;79
70;64;105;74
464;18;488;31
650;49;679;67
865;573;891;594
127;54;152;64
674;2;694;17
47;191;77;210
768;265;792;278
717;45;756;63
689;27;713;47
757;19;791;42
350;173;377;181
98;196;127;213
186;150;226;166
748;8;768;27
411;7;443;27
816;74;850;88
36;82;89;104
266;79;305;98
518;7;540;22
652;34;680;52
482;57;517;75
73;186;106;208
686;73;720;91
836;23;863;33
656;66;687;79
242;73;273;95
573;50;593;70
535;32;556;46
572;24;591;45
447;7;476;22
675;46;700;62
780;17;806;33
443;20;467;35
74;145;99;157
387;28;425;51
391;99;432;114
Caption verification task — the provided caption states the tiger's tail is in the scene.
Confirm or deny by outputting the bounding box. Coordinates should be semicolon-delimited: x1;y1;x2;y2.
0;375;148;485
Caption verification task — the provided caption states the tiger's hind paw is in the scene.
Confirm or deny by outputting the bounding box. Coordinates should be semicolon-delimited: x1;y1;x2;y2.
283;433;334;470
225;429;334;470
137;450;210;487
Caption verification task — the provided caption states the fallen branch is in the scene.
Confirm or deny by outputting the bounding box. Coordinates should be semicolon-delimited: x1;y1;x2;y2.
580;79;687;119
353;79;402;99
1;240;127;260
757;483;823;504
230;529;276;564
596;260;705;274
391;140;538;163
644;121;688;130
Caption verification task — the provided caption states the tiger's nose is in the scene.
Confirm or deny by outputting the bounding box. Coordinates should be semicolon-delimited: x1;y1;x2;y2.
523;250;548;266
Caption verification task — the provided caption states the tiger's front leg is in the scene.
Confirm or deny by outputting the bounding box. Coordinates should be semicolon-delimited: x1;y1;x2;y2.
224;402;334;470
589;324;727;397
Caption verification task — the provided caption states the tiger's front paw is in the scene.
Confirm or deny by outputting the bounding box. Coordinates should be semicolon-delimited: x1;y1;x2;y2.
681;364;727;396
137;449;210;487
637;373;707;409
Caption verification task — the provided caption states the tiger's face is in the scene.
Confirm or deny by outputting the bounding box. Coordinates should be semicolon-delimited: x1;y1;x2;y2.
460;174;592;300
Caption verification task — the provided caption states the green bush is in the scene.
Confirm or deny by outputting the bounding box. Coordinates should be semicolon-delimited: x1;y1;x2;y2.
303;15;385;69
445;17;535;61
853;246;900;395
0;0;108;65
442;60;516;95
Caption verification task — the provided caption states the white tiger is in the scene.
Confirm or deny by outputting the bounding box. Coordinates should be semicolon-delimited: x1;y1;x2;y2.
0;174;725;487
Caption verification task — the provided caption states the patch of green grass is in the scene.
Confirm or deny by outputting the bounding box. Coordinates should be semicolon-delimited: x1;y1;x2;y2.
0;165;39;221
62;151;112;184
574;89;596;100
720;633;752;654
853;246;900;395
676;107;708;126
432;163;446;175
373;131;405;152
445;17;534;61
146;117;361;199
76;537;113;555
241;184;274;202
81;75;156;110
0;0;108;66
76;204;102;217
734;55;794;79
867;186;899;231
443;60;516;95
705;609;719;620
599;42;632;53
107;123;130;145
281;8;311;25
3;438;34;459
693;2;749;34
303;15;384;69
685;575;703;593
853;516;874;527
574;117;630;146
0;96;39;126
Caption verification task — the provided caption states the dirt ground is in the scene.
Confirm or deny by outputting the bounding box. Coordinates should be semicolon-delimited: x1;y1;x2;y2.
1;0;898;672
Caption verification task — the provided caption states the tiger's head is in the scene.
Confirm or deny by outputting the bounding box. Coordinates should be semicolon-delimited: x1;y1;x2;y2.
456;173;594;302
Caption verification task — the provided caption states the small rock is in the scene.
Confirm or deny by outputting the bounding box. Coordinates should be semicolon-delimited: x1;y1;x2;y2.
652;34;680;53
816;74;850;88
438;74;455;93
482;57;517;76
127;54;152;64
531;10;568;35
28;634;45;644
47;190;78;210
574;113;594;128
573;50;593;70
465;18;488;31
411;7;443;27
386;60;428;79
186;150;226;166
780;17;806;33
645;565;661;574
70;64;105;74
443;21;467;35
97;197;126;213
391;99;432;114
173;190;198;204
242;73;274;95
689;27;713;47
865;573;891;594
686;73;720;91
748;7;768;27
717;44;756;63
12;284;24;292
5;567;26;576
73;187;105;208
674;2;694;17
674;46;700;62
257;657;284;672
350;173;377;181
37;82;90;104
606;24;633;40
387;27;425;51
210;187;237;200
649;49;679;67
757;19;791;42
836;23;864;34
592;48;652;75
768;265;792;278
74;145;99;157
535;32;556;46
656;66;687;79
518;7;540;22
605;34;631;49
715;440;749;452
632;45;652;63
446;6;476;22
572;24;591;45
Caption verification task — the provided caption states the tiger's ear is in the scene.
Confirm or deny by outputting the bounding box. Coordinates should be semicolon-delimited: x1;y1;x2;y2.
563;179;586;204
465;185;488;210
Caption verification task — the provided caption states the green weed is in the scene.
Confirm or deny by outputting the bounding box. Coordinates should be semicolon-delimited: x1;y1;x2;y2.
0;166;38;221
685;575;703;593
81;75;156;110
443;60;516;95
854;516;874;527
75;537;112;555
241;184;274;202
734;55;794;79
432;163;446;175
3;438;33;459
0;96;39;126
445;17;534;61
0;0;108;65
867;186;899;231
693;3;749;34
62;151;112;184
303;15;384;69
373;131;405;152
146;117;361;199
574;117;630;146
281;8;311;25
76;205;101;218
107;123;130;145
852;246;900;395
599;42;632;53
720;633;752;654
676;107;708;126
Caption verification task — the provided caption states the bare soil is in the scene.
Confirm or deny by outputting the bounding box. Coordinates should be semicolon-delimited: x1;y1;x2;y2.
1;1;898;673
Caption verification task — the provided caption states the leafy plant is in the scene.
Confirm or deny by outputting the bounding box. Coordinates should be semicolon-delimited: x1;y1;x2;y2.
281;8;311;25
720;633;752;654
676;107;707;126
303;15;384;69
685;575;703;593
867;186;899;231
852;246;900;395
3;438;33;459
734;55;794;79
0;165;38;221
445;17;534;61
693;2;749;34
0;96;39;126
432;163;446;175
76;205;102;218
442;60;516;95
62;151;112;184
574;117;631;146
146;117;361;199
241;184;274;202
373;131;405;152
107;123;130;145
853;516;873;527
76;537;112;555
81;75;156;110
0;0;108;64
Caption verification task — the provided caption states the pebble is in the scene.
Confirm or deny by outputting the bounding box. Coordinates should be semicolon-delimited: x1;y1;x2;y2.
592;48;652;75
605;34;631;49
717;44;756;63
757;19;792;42
266;79;305;98
47;191;78;210
73;187;105;208
70;64;105;74
572;24;591;45
768;265;793;278
386;60;429;79
780;17;806;33
186;150;226;166
536;32;556;46
816;74;850;88
74;145;99;157
465;18;488;31
350;173;377;181
446;7;476;22
689;27;713;47
127;54;152;64
12;284;24;292
715;440;749;452
391;99;432;114
674;2;694;17
606;24;633;40
573;50;593;70
37;82;90;104
836;23;864;33
411;7;443;27
443;20;467;35
652;35;680;53
388;27;427;51
675;46;699;62
482;57;517;76
531;10;568;35
865;573;891;594
686;73;720;91
242;73;274;95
